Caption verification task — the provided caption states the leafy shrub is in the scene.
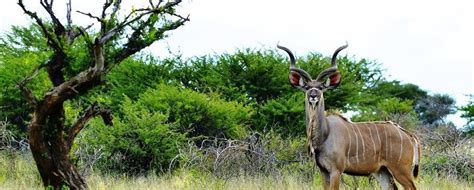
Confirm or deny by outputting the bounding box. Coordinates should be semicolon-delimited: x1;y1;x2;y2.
171;50;291;104
81;97;186;174
138;84;252;139
86;56;174;111
352;97;419;129
80;84;252;174
0;26;52;137
253;93;305;137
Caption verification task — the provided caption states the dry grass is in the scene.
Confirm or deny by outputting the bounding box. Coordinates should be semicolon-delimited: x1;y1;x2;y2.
1;153;472;190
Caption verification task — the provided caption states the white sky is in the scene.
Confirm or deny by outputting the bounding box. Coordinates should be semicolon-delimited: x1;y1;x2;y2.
1;0;473;126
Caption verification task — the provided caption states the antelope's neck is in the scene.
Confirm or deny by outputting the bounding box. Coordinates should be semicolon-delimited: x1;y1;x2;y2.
306;96;329;154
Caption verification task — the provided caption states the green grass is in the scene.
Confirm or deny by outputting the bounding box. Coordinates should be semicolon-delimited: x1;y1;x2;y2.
1;152;472;190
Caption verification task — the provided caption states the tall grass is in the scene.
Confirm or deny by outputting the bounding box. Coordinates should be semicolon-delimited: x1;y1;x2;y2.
1;152;472;190
0;152;42;189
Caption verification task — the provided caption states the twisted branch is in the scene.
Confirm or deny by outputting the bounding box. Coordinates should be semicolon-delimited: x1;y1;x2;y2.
98;0;187;44
67;102;112;148
40;0;66;37
17;0;62;52
76;11;103;23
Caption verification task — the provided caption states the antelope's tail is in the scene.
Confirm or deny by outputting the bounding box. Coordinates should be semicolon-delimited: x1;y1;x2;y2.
412;136;421;178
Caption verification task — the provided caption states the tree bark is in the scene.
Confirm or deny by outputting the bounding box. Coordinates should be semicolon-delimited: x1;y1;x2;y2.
29;101;88;189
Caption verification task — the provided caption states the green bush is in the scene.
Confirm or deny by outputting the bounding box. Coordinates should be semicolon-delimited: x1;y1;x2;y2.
86;56;174;111
171;50;382;109
171;50;291;104
352;97;419;129
80;84;253;174
253;93;305;137
0;26;52;137
138;84;252;139
81;97;186;174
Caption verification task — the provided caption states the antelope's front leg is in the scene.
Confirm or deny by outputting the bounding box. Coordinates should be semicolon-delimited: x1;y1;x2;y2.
328;170;342;190
320;169;331;189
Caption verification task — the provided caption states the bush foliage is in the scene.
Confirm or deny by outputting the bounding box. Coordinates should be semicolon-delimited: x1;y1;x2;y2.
80;84;252;174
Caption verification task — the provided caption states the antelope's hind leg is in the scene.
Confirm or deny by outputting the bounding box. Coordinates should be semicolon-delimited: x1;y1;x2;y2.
389;166;417;190
372;167;398;190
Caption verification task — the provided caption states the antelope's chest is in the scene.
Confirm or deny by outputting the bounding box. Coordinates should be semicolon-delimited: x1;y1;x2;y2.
313;147;339;172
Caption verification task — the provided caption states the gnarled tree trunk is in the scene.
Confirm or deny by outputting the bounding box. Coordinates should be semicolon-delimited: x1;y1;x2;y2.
29;100;109;189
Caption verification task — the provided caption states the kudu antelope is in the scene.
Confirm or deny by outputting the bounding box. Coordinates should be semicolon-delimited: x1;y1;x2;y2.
277;44;421;190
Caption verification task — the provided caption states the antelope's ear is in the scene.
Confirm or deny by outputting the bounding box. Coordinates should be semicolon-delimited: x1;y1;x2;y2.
324;71;341;89
289;71;307;88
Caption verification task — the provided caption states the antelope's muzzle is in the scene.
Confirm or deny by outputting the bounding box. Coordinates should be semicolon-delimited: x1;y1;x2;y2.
308;88;319;106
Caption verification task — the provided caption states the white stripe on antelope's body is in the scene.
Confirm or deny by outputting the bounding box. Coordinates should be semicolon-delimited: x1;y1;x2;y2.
278;43;421;190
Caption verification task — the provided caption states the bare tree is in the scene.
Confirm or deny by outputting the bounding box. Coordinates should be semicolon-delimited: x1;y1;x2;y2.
15;0;188;189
